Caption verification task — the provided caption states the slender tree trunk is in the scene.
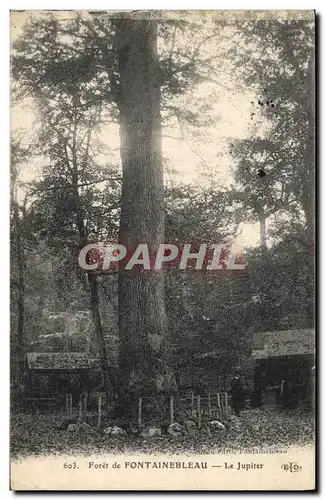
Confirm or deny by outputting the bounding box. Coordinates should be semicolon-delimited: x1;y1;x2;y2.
303;54;315;243
70;132;115;404
114;18;176;423
88;272;116;395
302;54;315;326
13;203;25;377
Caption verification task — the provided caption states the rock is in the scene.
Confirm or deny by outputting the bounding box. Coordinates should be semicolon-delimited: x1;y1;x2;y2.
208;420;226;431
67;424;77;432
167;423;185;437
141;427;162;437
104;426;126;436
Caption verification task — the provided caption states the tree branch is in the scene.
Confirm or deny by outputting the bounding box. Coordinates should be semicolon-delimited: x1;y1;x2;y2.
34;176;122;193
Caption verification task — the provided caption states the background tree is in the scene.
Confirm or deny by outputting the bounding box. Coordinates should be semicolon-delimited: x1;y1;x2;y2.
229;19;315;248
11;139;31;386
18;84;121;400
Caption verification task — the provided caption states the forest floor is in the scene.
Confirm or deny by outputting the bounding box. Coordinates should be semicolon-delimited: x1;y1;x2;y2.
11;408;315;458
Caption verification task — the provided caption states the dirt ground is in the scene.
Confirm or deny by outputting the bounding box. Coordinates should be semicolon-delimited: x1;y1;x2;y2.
10;407;315;458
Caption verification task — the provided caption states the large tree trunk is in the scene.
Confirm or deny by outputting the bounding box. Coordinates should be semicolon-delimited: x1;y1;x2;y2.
114;18;176;423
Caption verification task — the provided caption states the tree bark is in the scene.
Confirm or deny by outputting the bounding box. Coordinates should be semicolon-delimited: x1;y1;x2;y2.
114;18;176;423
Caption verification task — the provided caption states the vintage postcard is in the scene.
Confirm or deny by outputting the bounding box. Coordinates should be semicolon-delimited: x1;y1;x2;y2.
10;9;315;491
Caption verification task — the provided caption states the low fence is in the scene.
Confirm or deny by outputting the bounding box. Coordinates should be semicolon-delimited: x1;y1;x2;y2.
65;392;105;428
64;391;234;429
179;391;232;427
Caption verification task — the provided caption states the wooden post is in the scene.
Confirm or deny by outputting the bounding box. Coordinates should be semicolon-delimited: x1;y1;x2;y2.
138;397;142;428
97;394;102;428
67;394;73;420
208;393;211;418
78;397;83;422
65;394;69;420
170;395;174;425
225;392;229;415
191;391;195;416
197;396;201;429
217;392;222;420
